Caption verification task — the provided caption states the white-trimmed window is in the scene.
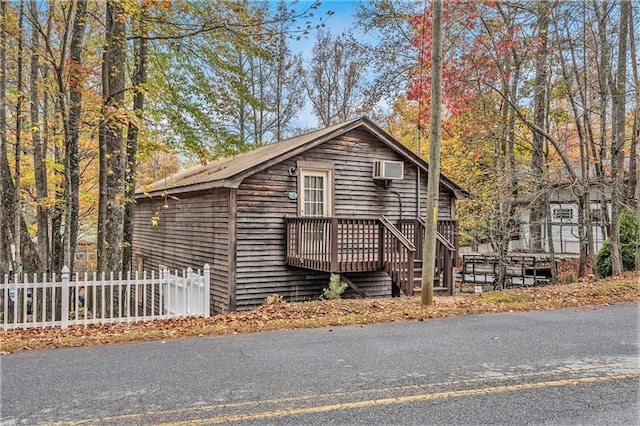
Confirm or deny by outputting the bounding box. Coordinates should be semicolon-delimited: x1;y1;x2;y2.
553;208;573;220
300;169;331;217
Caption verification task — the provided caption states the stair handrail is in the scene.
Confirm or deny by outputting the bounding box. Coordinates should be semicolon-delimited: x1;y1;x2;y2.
380;216;415;252
417;217;456;252
380;216;415;296
436;231;456;252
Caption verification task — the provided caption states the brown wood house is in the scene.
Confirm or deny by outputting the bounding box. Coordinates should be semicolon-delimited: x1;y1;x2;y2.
133;117;467;313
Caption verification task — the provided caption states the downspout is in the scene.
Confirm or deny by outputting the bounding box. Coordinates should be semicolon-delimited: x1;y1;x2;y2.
417;168;421;218
391;190;403;221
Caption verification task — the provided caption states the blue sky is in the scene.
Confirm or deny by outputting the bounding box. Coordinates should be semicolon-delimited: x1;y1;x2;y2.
289;0;362;60
313;0;361;32
288;1;366;129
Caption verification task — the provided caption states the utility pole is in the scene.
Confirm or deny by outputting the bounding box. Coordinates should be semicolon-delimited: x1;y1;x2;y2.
421;0;443;306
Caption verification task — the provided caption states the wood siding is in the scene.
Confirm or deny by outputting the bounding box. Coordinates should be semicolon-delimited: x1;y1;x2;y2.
235;161;327;308
233;128;456;310
330;129;455;220
132;189;231;314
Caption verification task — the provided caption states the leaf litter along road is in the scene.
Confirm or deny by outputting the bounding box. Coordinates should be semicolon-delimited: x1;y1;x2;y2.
1;272;639;354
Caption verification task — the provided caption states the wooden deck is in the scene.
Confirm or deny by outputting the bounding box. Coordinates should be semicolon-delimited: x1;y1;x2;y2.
285;216;415;295
285;216;458;296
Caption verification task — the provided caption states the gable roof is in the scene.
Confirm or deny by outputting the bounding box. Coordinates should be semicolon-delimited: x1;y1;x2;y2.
137;116;468;199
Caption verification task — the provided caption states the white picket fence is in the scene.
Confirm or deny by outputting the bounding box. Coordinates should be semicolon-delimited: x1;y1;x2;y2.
1;265;210;330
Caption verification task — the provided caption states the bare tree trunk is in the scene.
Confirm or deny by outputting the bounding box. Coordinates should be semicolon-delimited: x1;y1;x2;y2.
274;6;286;142
0;1;41;275
627;5;638;208
97;0;126;273
14;0;24;276
487;4;523;289
577;194;590;277
610;0;629;275
0;0;9;275
545;195;557;281
530;1;549;252
593;1;613;239
97;9;107;273
577;3;596;271
630;4;640;270
51;144;64;273
421;0;442;306
64;0;88;273
40;5;53;273
29;0;48;269
45;3;64;274
551;3;592;274
123;6;147;273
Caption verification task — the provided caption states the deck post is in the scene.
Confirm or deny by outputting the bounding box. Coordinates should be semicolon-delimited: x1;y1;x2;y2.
285;218;291;260
378;221;384;269
330;218;339;271
446;249;453;295
407;249;415;296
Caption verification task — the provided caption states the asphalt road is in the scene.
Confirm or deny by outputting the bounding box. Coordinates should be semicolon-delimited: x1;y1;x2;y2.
1;303;639;425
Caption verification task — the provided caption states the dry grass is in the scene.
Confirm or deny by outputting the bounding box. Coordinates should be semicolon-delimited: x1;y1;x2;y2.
1;272;638;354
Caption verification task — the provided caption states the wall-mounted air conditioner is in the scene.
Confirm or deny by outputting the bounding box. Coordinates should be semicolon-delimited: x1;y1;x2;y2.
372;160;404;180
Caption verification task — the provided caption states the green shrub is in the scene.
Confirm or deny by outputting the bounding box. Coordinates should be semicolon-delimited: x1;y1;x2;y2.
596;208;639;277
596;242;613;277
323;274;348;300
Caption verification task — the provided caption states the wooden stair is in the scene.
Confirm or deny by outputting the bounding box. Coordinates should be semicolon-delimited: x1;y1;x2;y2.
412;259;448;295
395;218;458;297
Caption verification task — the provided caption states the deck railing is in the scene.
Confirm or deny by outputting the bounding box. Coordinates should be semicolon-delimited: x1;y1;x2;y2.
284;216;458;296
285;217;383;272
285;216;415;294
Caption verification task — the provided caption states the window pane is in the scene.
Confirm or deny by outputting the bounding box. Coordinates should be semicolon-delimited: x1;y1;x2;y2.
553;208;573;220
303;174;326;217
